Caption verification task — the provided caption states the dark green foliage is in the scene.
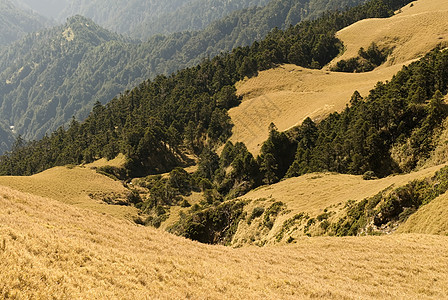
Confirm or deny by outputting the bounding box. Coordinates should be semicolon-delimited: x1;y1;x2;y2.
362;171;377;180
126;189;142;205
332;42;391;72
263;201;285;229
180;199;191;208
169;200;247;244
95;165;128;181
275;212;306;241
137;169;198;213
287;48;448;178
202;189;224;206
0;0;413;179
215;142;261;198
169;167;195;195
0;0;397;154
247;206;265;224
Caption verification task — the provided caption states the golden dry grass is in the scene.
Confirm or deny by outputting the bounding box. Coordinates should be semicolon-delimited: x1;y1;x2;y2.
230;64;403;154
331;0;448;68
0;166;138;220
399;191;448;235
84;153;126;169
233;164;445;245
1;185;448;299
230;0;448;155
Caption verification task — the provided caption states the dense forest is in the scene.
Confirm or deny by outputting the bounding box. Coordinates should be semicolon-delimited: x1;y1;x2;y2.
0;0;367;152
0;0;413;178
0;0;50;46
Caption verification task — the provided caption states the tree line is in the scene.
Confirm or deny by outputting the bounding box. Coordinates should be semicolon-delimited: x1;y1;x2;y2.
0;0;413;178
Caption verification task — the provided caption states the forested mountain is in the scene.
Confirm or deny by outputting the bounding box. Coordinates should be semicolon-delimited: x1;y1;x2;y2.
0;0;367;153
0;123;14;154
0;16;131;146
13;0;270;37
0;0;50;46
62;0;274;39
0;0;413;177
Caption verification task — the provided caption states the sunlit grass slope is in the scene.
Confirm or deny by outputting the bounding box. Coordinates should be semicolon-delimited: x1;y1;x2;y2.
230;64;402;154
332;0;448;67
230;0;448;155
1;186;447;299
399;191;448;235
233;164;445;245
0;166;137;220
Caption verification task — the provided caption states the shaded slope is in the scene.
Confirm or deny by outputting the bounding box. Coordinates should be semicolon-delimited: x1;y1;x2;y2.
0;185;447;298
0;0;50;46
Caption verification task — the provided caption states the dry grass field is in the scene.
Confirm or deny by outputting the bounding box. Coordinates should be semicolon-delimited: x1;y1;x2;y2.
0;166;138;220
232;164;446;245
230;64;403;154
399;191;448;235
229;0;448;155
84;153;126;169
1;185;448;299
2;1;448;298
331;0;448;68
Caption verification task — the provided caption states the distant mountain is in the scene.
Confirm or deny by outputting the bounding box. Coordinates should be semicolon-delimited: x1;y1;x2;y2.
0;0;50;46
129;0;271;40
0;15;130;145
13;0;69;19
0;123;14;154
12;0;270;38
0;0;366;153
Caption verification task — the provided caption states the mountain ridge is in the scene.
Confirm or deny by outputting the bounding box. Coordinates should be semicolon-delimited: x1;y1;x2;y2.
0;0;368;153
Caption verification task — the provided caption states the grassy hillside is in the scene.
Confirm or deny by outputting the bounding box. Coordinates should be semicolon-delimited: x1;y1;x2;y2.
230;63;404;154
0;166;138;219
232;164;445;245
398;191;448;235
0;0;367;153
230;0;448;155
331;0;448;67
1;185;447;298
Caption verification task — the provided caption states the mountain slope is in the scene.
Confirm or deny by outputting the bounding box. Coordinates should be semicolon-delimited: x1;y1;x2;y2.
398;190;448;235
1;184;447;298
13;0;68;19
331;0;448;67
231;164;445;246
62;0;273;39
0;0;50;46
230;0;448;155
230;63;404;154
0;16;130;144
0;0;367;153
0;165;138;219
0;123;14;154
